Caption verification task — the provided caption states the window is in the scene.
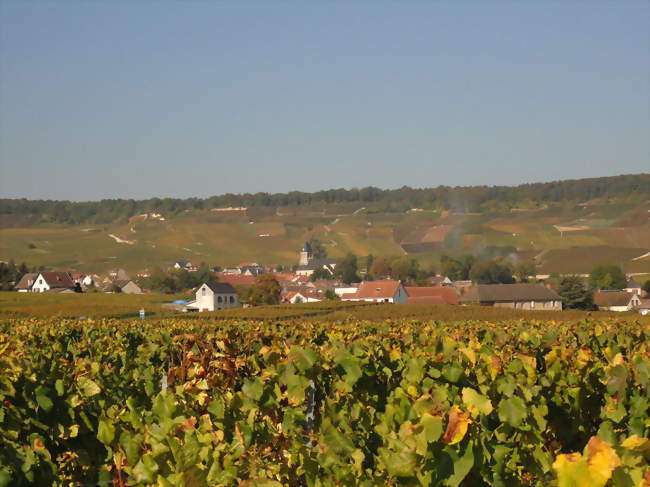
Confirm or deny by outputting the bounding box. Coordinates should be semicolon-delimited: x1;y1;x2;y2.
217;296;223;303
229;296;234;303
202;287;206;296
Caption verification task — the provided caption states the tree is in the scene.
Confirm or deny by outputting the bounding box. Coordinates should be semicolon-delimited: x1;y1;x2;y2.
469;260;515;284
323;289;338;300
250;274;281;305
307;238;327;259
515;261;537;283
440;254;475;281
642;280;650;294
589;264;626;290
390;256;419;282
146;268;177;294
370;257;391;279
310;267;332;281
334;253;360;284
557;275;593;310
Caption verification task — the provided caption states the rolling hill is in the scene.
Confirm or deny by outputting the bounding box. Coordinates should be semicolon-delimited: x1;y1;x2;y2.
1;175;648;275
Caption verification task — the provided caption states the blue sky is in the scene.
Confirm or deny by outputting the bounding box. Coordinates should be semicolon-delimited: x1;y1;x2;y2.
0;1;648;201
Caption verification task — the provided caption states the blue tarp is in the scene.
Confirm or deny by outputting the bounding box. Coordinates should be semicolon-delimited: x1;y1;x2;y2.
172;300;188;305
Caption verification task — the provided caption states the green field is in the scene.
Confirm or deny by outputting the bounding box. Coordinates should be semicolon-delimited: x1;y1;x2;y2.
1;312;648;486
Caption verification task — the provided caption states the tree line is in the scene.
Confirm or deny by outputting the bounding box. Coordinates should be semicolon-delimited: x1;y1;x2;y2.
1;174;647;224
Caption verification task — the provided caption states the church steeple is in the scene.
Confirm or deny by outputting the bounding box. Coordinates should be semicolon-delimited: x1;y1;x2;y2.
299;241;313;266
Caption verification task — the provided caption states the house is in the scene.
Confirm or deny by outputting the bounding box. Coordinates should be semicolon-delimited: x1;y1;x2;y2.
137;269;151;279
624;278;643;296
637;299;650;315
31;272;76;293
341;280;408;303
459;283;562;310
72;273;99;288
108;268;130;281
186;282;240;312
112;279;143;294
428;276;453;287
172;261;197;271
15;273;38;292
405;286;460;305
281;289;323;304
334;284;359;297
593;290;641;312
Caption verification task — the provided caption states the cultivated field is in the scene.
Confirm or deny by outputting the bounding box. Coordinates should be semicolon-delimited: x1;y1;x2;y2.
1;198;648;274
0;313;648;486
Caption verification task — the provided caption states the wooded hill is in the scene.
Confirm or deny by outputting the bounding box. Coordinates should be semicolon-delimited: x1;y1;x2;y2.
2;174;648;225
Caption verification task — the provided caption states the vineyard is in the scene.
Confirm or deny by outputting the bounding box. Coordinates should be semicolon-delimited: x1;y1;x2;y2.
0;317;648;486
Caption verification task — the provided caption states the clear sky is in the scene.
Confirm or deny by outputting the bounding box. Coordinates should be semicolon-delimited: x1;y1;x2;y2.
0;1;648;201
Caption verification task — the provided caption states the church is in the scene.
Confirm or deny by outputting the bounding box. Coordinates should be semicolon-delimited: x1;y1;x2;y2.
295;242;337;277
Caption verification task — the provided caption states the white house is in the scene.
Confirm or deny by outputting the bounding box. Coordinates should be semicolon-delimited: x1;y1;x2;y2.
186;282;240;312
31;272;76;293
341;280;408;303
334;285;359;297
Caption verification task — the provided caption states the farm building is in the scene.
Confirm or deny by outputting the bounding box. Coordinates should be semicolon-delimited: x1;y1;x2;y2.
405;286;459;305
593;290;641;312
459;283;562;310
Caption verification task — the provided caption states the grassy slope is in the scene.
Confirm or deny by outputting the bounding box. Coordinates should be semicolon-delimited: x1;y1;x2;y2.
1;198;647;274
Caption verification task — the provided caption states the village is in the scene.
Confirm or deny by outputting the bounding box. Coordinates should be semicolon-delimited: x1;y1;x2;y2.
8;241;650;315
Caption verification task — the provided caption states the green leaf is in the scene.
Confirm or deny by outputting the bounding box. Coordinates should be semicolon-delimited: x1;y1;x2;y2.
498;396;527;428
462;387;493;416
289;346;317;371
152;392;176;420
420;413;443;443
442;363;463;383
55;379;64;396
0;469;11;487
242;377;264;401
35;386;53;413
97;417;115;445
338;356;363;386
132;454;159;483
77;376;101;397
445;442;474;487
378;447;417;478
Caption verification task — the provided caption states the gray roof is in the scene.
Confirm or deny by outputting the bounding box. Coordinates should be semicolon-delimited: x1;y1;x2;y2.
296;259;337;271
15;273;38;290
204;282;236;294
460;283;560;303
594;290;637;307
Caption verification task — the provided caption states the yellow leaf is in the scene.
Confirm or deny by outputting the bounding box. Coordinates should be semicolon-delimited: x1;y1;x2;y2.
585;436;620;485
620;435;650;451
442;406;471;445
459;347;476;366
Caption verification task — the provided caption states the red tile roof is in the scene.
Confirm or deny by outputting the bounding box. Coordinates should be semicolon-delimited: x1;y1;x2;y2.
354;280;402;299
39;272;75;289
405;286;459;305
216;273;255;286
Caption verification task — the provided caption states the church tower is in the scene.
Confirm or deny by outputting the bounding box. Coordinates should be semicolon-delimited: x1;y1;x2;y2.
299;242;313;266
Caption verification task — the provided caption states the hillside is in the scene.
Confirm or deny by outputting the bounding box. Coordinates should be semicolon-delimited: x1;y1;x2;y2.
1;176;648;275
